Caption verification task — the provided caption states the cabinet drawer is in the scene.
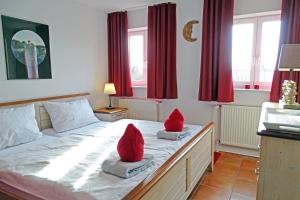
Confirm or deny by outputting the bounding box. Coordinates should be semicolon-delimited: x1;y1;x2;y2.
95;111;127;122
111;112;127;119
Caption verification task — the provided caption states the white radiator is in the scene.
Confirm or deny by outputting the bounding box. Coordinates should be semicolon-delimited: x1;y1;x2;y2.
220;105;261;149
118;98;161;121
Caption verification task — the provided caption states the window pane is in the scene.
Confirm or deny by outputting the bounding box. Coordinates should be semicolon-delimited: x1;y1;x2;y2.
232;23;254;82
259;20;281;83
129;34;145;86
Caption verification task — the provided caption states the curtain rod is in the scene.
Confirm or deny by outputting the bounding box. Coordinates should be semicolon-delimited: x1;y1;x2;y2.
125;5;148;12
123;0;177;12
106;0;176;13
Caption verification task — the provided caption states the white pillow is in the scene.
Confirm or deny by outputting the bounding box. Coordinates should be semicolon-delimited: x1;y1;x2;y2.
0;104;42;150
44;98;99;132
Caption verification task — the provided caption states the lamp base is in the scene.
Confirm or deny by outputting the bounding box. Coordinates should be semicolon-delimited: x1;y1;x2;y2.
105;106;115;110
279;100;300;110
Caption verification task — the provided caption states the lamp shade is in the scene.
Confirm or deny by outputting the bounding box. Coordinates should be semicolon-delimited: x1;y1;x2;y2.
104;83;116;95
278;44;300;71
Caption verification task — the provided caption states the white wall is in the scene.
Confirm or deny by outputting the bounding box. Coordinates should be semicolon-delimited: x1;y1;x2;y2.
128;8;147;29
0;0;108;108
126;0;280;144
235;0;281;15
0;0;279;138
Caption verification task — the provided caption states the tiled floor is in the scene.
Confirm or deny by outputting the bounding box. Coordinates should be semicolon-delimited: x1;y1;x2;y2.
191;152;258;200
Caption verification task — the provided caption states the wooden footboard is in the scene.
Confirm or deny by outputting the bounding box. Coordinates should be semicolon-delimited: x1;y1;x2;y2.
0;121;214;200
123;122;214;200
0;94;214;200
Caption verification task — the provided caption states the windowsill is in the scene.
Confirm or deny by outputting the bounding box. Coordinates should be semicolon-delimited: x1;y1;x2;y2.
132;86;147;89
234;88;270;93
132;86;270;92
198;101;263;107
115;96;167;103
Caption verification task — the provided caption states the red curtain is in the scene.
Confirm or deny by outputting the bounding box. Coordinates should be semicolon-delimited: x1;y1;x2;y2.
270;0;300;103
107;12;133;97
147;3;177;99
198;0;234;102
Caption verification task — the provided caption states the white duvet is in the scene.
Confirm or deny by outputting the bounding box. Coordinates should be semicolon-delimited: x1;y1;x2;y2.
0;119;203;200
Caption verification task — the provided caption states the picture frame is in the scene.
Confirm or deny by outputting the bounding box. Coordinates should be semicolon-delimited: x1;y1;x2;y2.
1;15;52;80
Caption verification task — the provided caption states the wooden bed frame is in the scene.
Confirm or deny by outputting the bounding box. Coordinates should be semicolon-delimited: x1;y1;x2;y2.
0;93;214;200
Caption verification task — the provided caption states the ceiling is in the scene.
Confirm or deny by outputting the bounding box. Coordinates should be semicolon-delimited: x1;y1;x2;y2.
68;0;172;12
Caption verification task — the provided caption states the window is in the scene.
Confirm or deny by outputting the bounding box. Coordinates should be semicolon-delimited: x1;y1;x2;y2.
128;28;147;87
232;14;281;89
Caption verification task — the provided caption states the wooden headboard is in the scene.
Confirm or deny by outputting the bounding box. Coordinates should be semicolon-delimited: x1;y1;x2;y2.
0;93;90;130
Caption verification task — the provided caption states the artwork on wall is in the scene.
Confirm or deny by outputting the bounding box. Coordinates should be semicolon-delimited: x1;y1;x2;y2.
1;15;52;80
183;20;199;42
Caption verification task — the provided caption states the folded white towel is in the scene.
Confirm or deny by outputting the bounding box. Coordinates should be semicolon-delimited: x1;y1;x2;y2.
157;127;191;141
102;154;154;179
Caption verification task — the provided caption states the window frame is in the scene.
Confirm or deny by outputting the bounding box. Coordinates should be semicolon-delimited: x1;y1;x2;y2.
232;17;258;89
232;12;281;90
128;27;148;87
254;14;281;89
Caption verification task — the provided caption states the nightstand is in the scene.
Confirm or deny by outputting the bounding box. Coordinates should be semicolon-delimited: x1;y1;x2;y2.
94;107;128;122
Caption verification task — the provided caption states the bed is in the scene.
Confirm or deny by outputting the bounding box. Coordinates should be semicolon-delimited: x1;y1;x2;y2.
0;93;214;200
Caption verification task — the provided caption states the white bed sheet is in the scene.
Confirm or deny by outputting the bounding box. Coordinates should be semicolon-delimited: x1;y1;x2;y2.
0;119;203;200
42;120;112;137
0;135;56;157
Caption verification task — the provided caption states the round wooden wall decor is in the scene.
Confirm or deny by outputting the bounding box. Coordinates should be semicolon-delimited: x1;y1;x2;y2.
183;20;199;42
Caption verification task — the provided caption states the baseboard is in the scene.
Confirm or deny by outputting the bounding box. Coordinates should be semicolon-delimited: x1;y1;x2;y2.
216;144;259;158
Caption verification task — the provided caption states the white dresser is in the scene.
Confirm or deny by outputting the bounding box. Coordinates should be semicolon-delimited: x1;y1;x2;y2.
257;103;300;200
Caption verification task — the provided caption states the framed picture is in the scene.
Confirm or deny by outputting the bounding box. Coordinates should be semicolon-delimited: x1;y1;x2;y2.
1;15;52;80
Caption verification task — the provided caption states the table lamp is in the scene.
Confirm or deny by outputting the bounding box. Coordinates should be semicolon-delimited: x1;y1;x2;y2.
104;83;116;109
278;44;300;109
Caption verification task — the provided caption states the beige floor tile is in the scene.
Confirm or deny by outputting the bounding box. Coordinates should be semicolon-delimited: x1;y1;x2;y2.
202;173;236;189
218;156;243;167
237;168;258;183
193;185;231;200
191;152;259;200
240;159;258;170
233;179;257;197
230;192;256;200
213;162;240;177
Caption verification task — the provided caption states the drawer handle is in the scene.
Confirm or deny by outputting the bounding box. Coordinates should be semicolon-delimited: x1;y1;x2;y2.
255;167;260;175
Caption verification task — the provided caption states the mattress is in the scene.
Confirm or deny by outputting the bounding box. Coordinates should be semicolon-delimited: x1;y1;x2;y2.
0;119;203;200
